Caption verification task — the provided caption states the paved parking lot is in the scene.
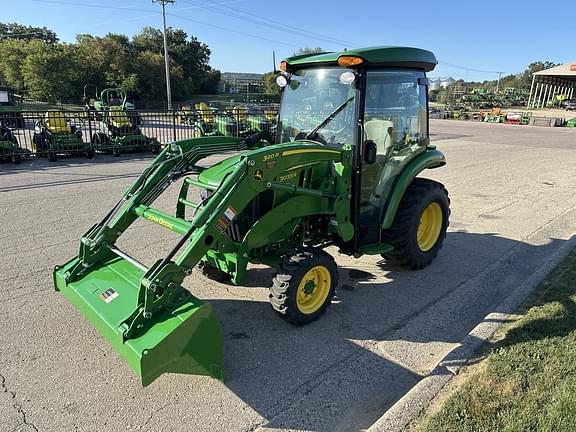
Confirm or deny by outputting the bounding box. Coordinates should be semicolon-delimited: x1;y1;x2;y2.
1;120;576;432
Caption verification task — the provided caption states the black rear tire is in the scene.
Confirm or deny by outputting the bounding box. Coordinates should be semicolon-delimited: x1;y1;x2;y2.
270;248;338;326
381;178;450;270
48;150;57;162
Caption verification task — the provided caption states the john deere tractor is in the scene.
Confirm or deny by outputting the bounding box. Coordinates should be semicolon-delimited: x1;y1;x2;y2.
33;111;94;161
54;46;449;385
91;106;160;156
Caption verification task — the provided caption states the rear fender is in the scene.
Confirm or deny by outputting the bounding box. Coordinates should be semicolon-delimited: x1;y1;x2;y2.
380;149;446;230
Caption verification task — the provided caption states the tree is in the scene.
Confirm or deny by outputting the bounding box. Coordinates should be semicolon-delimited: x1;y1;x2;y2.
262;71;280;96
518;61;560;89
0;23;220;103
21;41;79;100
0;22;58;43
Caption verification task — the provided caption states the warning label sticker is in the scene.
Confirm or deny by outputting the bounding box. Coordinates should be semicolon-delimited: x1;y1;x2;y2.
215;206;237;233
100;288;119;303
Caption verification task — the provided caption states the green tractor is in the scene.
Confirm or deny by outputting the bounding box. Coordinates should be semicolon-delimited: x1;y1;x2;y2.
0;120;30;164
33;111;94;161
54;46;449;385
91;105;160;156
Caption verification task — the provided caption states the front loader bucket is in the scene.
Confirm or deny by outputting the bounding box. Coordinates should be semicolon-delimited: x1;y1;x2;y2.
54;256;223;386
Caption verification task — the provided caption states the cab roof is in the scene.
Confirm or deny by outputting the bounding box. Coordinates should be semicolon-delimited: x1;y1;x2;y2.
283;46;437;72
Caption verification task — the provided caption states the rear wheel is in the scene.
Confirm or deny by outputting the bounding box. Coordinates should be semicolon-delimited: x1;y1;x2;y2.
48;150;57;162
270;248;338;325
381;178;450;269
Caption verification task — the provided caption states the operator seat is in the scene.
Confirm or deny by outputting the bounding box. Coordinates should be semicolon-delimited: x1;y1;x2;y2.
360;119;394;210
109;106;131;128
45;111;71;134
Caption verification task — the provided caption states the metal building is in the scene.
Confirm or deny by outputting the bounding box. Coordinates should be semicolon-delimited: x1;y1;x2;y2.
527;62;576;108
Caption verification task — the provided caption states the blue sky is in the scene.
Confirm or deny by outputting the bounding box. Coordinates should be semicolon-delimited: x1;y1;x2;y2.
4;0;576;81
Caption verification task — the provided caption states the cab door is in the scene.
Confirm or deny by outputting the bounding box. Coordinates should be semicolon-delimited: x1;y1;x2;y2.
356;69;429;246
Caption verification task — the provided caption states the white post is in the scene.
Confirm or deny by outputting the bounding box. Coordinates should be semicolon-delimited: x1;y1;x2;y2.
153;0;175;110
527;74;536;108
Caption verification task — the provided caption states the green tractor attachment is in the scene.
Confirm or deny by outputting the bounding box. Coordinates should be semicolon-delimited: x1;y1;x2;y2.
92;106;160;156
33;111;94;161
55;46;450;386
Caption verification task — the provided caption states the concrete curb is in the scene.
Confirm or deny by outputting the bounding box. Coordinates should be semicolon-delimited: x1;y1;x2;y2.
367;234;576;432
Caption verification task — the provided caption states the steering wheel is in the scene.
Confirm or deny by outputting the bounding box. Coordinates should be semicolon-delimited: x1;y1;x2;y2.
294;131;328;145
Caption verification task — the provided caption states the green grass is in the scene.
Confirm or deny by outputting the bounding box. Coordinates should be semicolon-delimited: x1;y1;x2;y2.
418;248;576;432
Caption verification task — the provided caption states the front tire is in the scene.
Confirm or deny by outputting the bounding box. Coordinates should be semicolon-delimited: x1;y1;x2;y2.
381;178;450;270
270;248;338;325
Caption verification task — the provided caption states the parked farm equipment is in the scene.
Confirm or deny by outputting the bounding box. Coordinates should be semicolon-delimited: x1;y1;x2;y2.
54;46;450;385
84;85;142;126
91;106;160;156
33;111;94;161
0;120;29;164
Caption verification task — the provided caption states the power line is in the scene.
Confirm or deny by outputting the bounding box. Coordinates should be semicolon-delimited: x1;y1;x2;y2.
30;0;158;13
180;0;356;47
439;60;507;75
168;12;301;48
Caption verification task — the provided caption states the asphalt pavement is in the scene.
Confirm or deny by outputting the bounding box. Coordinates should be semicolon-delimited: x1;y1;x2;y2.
1;120;575;432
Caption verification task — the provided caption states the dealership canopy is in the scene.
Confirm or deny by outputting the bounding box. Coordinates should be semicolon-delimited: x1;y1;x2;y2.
527;62;576;108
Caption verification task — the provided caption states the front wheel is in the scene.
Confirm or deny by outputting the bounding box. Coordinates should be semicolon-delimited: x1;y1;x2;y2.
381;178;450;270
270;248;338;325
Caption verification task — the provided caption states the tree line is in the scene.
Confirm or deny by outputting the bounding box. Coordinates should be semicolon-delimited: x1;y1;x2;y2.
0;22;220;104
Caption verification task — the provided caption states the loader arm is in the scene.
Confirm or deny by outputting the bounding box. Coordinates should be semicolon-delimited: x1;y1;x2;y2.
54;136;350;385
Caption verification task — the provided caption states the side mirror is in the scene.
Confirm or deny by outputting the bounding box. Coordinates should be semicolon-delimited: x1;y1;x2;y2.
364;140;377;165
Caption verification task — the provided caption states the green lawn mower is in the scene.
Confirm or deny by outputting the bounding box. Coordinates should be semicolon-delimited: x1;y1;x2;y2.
84;85;142;126
91;106;160;156
0;120;30;164
246;106;277;134
55;46;450;386
33;111;94;161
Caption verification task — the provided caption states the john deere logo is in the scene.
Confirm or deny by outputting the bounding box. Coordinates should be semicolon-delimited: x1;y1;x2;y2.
254;169;264;180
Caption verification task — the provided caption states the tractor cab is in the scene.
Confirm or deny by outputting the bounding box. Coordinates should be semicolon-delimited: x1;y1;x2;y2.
275;47;442;249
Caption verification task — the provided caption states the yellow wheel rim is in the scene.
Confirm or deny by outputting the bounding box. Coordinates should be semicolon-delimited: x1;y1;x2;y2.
417;202;443;252
296;266;331;314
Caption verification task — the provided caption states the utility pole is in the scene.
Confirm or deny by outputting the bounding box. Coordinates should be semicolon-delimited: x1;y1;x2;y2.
153;0;175;110
496;71;503;93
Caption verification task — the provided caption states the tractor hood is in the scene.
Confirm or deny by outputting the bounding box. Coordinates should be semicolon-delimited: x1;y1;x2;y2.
197;154;243;188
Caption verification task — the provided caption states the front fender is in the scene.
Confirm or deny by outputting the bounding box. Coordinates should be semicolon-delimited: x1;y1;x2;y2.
380;149;446;230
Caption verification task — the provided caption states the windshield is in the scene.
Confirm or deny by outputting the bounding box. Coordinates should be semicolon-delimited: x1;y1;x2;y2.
277;68;356;146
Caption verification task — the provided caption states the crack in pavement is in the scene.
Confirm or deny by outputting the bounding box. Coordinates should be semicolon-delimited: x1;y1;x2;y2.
1;372;39;432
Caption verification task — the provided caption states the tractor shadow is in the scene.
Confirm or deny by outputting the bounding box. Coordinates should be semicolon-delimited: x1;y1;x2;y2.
206;232;571;432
